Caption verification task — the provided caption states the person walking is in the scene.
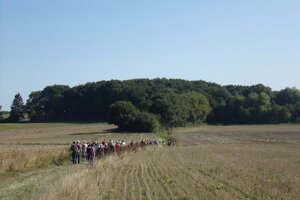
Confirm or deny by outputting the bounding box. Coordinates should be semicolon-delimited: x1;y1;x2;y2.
81;141;87;161
71;141;81;164
76;141;81;164
70;141;77;164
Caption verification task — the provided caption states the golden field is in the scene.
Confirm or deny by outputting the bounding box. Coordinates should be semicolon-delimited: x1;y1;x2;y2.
0;123;300;200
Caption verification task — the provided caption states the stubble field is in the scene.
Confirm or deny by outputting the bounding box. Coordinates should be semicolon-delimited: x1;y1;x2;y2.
0;124;300;200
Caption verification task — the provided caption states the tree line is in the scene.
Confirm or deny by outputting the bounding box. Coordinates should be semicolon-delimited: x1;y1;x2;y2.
4;79;300;132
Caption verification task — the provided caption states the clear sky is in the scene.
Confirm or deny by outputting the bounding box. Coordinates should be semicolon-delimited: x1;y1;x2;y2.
0;0;300;110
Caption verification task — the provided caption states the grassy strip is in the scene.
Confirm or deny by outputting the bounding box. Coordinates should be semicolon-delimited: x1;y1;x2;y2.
0;122;108;131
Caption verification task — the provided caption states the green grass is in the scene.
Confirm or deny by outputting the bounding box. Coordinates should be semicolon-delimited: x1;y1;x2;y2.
0;122;108;131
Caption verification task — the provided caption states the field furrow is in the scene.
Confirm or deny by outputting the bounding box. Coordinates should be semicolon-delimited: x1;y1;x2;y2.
122;160;132;200
148;156;172;199
140;160;153;199
171;158;219;199
146;155;168;199
174;148;256;200
128;156;138;200
156;155;186;198
153;158;177;199
133;160;144;200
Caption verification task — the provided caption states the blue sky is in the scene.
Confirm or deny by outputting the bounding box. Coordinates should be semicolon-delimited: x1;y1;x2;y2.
0;0;300;110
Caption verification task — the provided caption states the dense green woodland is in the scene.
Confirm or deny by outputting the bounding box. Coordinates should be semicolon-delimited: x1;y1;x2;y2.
6;79;300;131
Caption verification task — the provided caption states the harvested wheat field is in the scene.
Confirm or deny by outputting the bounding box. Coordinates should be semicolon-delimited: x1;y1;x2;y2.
1;124;300;200
33;145;300;200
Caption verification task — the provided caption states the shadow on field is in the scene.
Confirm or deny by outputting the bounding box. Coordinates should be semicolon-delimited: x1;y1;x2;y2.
70;132;105;136
105;129;156;134
68;128;154;136
69;128;118;136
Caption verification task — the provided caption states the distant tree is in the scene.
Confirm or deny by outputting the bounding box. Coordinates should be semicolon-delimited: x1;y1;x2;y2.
150;91;211;127
150;91;189;127
9;93;25;122
135;112;160;132
108;101;139;131
245;92;272;123
292;102;300;122
223;95;246;124
274;88;300;122
185;92;212;124
267;105;291;123
108;101;160;132
275;87;300;106
42;85;70;121
26;91;45;121
0;105;3;121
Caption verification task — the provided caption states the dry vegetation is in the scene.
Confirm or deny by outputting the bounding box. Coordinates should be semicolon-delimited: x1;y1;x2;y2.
30;145;300;200
0;145;68;174
0;124;115;174
0;123;156;174
0;123;108;131
171;124;300;145
0;123;157;145
1;124;300;200
0;124;116;144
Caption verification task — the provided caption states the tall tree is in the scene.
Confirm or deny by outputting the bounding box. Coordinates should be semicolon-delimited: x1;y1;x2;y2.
275;87;300;105
26;91;45;121
9;93;25;122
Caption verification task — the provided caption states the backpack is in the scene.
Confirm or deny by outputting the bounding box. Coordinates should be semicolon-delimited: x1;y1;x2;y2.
71;144;76;153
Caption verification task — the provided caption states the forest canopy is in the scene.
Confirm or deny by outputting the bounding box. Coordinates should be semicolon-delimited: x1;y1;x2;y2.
18;78;300;131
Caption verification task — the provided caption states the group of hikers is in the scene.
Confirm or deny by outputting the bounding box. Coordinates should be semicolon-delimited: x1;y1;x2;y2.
70;139;162;164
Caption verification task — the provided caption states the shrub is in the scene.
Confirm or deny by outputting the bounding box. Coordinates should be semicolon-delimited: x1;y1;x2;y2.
108;101;160;132
135;112;160;132
108;101;139;131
